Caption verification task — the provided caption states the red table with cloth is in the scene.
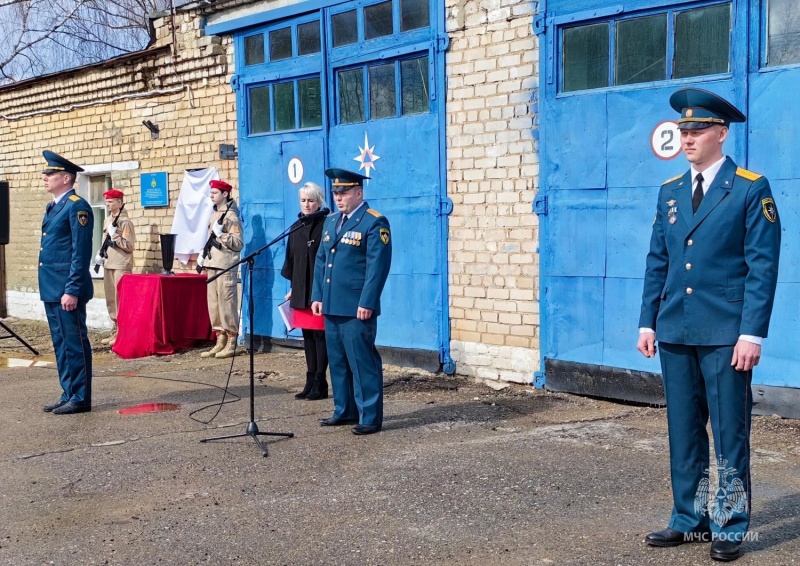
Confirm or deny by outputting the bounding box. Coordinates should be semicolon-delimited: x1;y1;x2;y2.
112;273;213;359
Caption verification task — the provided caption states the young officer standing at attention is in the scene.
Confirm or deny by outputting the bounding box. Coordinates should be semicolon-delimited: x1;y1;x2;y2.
638;88;781;562
198;179;243;359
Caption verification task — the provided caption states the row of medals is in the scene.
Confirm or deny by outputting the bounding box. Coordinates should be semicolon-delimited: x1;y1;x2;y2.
342;231;362;246
667;199;678;224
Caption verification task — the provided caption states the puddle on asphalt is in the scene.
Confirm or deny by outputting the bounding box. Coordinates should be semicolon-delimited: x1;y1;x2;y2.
118;403;180;415
0;354;55;368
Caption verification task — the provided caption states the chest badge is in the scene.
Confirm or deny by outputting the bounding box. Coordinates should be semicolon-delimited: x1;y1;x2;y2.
666;202;678;225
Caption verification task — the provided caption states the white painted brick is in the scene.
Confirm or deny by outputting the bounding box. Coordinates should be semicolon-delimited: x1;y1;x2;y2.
476;366;499;380
7;291;113;329
499;370;530;384
463;353;493;367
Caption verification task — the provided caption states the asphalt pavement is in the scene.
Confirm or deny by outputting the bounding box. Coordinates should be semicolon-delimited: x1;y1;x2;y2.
0;320;797;566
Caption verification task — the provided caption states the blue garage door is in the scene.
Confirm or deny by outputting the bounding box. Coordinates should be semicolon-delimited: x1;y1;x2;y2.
236;12;328;340
226;0;453;368
747;0;800;387
539;0;800;394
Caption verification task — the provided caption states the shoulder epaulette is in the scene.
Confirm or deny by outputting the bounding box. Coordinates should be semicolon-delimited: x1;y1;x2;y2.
662;174;683;185
69;195;80;201
366;208;382;218
736;167;763;182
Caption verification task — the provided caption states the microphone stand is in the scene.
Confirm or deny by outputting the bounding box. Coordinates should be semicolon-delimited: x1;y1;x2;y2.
200;216;314;456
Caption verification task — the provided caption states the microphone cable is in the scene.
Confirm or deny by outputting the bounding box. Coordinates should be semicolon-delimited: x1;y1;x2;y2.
187;265;247;425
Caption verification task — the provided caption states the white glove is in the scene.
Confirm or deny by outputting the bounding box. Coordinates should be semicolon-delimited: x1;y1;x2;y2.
196;254;204;268
94;254;105;266
212;222;223;237
107;225;117;238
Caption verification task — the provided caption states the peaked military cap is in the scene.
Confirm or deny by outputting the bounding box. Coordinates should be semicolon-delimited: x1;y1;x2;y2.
42;150;84;175
669;88;746;130
325;168;368;191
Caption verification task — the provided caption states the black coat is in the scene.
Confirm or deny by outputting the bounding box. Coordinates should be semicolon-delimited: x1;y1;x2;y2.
281;214;325;309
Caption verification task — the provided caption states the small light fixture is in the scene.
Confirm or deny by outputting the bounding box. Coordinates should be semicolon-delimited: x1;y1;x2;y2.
219;144;238;160
142;120;160;139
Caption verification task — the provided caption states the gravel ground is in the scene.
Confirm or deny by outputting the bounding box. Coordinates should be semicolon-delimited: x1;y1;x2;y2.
0;318;798;566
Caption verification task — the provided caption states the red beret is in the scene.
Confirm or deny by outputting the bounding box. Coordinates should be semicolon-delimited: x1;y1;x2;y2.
210;180;233;192
103;189;124;199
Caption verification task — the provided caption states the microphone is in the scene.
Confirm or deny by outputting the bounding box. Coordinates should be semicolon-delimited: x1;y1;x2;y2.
300;208;330;221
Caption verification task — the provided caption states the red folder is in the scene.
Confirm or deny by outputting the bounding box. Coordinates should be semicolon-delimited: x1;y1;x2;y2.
292;307;325;331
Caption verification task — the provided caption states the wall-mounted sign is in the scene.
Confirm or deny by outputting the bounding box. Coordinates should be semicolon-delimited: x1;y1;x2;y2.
140;172;169;207
288;157;304;184
650;121;681;160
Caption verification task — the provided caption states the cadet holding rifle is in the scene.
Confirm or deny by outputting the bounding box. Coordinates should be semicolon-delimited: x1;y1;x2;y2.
198;179;243;359
94;189;135;347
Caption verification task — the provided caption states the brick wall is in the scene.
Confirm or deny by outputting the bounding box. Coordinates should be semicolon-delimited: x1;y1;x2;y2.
445;0;540;383
0;10;238;327
1;0;545;373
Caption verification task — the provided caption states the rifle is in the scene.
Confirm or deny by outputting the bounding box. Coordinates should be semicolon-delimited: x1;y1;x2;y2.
94;204;125;273
196;200;232;273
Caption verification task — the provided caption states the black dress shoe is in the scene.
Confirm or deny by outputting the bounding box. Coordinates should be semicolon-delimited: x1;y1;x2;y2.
43;400;67;413
319;417;357;426
646;527;708;547
710;540;741;561
52;402;91;415
352;424;381;435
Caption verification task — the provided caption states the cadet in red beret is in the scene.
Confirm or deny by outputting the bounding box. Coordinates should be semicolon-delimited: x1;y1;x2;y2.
95;188;136;346
198;179;243;359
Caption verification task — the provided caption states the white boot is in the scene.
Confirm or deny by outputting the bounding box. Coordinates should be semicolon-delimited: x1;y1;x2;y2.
201;334;227;358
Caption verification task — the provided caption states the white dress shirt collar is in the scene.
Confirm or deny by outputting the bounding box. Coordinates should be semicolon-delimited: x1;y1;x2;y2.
691;155;727;195
52;189;73;205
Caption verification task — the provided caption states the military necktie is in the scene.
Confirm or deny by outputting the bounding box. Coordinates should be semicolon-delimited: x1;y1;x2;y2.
692;173;704;214
337;214;348;235
46;201;54;215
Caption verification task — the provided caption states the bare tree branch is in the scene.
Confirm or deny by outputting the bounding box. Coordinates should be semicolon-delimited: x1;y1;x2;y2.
0;0;172;83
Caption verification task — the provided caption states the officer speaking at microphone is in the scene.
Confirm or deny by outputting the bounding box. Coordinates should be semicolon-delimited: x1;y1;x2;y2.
311;168;392;435
637;88;781;562
39;151;94;415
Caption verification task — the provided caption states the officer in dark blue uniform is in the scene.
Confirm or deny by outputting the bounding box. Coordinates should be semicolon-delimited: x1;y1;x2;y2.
39;151;95;415
638;89;781;562
311;168;392;435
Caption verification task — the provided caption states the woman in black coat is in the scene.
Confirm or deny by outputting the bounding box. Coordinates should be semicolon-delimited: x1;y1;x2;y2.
281;182;329;400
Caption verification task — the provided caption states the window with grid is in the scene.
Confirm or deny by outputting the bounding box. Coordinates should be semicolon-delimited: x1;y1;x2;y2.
337;55;429;124
766;0;800;67
243;20;321;67
331;0;430;48
561;3;731;93
248;76;323;134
